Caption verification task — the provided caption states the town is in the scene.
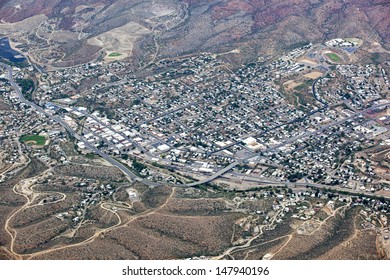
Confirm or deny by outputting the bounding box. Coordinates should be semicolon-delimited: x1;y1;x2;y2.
2;39;389;192
1;37;390;260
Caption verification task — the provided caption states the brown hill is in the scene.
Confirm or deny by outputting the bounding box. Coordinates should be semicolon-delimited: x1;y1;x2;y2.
0;0;388;67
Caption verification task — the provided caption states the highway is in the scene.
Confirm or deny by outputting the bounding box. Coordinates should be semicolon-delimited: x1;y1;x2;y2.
3;61;389;194
221;174;390;201
181;100;389;188
204;71;389;185
0;62;161;186
53;104;150;155
0;61;237;189
185;161;240;187
181;80;389;187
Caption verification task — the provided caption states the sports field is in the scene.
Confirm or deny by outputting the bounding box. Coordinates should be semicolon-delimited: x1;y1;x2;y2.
326;53;342;62
20;134;46;146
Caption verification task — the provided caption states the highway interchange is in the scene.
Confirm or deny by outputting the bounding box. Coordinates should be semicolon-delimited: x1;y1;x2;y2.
2;62;390;199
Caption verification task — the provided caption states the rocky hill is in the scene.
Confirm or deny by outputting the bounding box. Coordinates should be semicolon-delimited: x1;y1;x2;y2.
0;0;388;67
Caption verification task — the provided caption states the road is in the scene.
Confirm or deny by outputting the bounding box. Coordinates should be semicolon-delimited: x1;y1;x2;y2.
222;174;390;200
54;104;149;154
183;102;389;187
0;62;161;186
185;161;240;187
207;77;329;156
136;101;200;127
3;61;389;193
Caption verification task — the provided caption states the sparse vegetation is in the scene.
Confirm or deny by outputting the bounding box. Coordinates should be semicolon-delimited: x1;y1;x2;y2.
108;52;122;57
294;79;313;91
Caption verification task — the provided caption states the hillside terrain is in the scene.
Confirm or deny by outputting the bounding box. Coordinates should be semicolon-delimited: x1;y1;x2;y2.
0;0;389;68
0;0;389;261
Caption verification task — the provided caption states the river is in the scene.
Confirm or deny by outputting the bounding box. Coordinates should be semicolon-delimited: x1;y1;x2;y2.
0;37;25;63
